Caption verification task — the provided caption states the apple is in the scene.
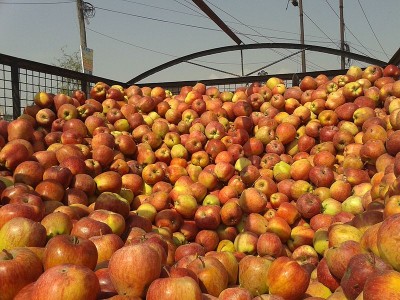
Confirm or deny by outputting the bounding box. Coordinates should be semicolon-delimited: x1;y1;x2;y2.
146;276;202;300
173;194;198;219
342;82;363;101
187;255;229;297
362;270;400;299
13;160;45;188
42;234;98;270
347;65;363;80
316;257;340;293
340;252;393;300
376;213;400;271
300;76;318;91
239;187;268;214
0;142;31;170
88;209;126;236
0;247;43;300
154;208;183;233
233;231;259;255
70;216;113;239
256;231;283;258
94;171;122;194
40;211;73;239
0;217;47;250
194;205;221;230
362;65;383;84
218;287;252;300
238;255;274;297
89;233;124;265
34;91;54;108
31;264;100;300
243;212;268;236
266;256;310;300
324;240;363;280
109;243;162;297
296;193;322;219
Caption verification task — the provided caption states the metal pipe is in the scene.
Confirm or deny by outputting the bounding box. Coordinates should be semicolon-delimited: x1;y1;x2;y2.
299;0;306;72
340;0;346;69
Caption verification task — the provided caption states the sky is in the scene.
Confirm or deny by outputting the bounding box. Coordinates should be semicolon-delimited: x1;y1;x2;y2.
1;0;399;85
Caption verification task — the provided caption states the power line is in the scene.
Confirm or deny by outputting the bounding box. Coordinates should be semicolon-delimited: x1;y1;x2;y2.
324;0;377;59
85;27;246;66
87;28;177;58
204;0;323;72
117;0;204;18
357;0;389;60
114;0;385;57
93;6;222;33
92;3;368;73
171;0;204;16
0;1;74;4
88;25;335;77
87;27;247;76
302;10;339;49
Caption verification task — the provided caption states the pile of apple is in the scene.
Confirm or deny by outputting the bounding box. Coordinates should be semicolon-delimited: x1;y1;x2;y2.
2;63;400;300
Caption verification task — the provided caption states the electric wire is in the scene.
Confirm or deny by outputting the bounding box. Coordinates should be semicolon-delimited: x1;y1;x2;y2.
357;0;389;60
92;4;329;70
93;6;223;33
87;28;177;58
120;0;359;45
118;0;205;18
204;0;323;72
1;0;390;61
172;0;205;17
123;0;393;56
324;0;377;59
87;27;279;68
0;0;74;4
87;27;246;77
302;10;339;49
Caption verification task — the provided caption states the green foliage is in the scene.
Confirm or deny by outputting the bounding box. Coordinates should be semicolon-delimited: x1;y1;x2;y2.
54;46;83;95
55;45;82;72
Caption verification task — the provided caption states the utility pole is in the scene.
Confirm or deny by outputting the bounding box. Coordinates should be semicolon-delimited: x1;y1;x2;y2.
289;0;306;73
76;0;87;50
339;0;345;69
76;0;94;75
298;0;306;73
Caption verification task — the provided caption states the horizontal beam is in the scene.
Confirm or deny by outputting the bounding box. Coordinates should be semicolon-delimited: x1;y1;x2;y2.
137;68;348;89
127;43;388;84
388;47;400;66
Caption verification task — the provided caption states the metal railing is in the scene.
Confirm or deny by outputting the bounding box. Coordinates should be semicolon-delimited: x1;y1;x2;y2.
0;53;126;120
1;53;349;121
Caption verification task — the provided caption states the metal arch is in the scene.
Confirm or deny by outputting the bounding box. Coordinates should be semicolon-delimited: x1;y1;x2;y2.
127;43;387;85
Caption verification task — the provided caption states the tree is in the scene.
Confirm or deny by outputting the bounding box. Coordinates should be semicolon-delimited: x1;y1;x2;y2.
55;46;82;72
53;46;83;95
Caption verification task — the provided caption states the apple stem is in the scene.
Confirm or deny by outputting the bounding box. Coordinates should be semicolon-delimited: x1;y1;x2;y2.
198;255;206;268
163;265;171;277
72;235;79;245
251;175;263;188
2;249;13;260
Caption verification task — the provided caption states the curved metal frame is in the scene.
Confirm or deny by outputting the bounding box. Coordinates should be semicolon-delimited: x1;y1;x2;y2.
127;43;387;84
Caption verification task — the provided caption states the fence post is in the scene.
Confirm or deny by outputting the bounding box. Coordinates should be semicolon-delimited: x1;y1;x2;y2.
81;79;89;98
11;65;21;119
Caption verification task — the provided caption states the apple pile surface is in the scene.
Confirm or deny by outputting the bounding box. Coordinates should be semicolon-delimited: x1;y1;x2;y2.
1;64;400;299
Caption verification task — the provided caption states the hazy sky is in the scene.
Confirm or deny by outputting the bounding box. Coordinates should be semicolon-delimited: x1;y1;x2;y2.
1;0;399;84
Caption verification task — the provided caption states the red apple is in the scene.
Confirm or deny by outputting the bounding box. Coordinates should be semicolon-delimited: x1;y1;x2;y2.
31;264;100;300
0;247;43;300
266;256;310;300
109;243;162;298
